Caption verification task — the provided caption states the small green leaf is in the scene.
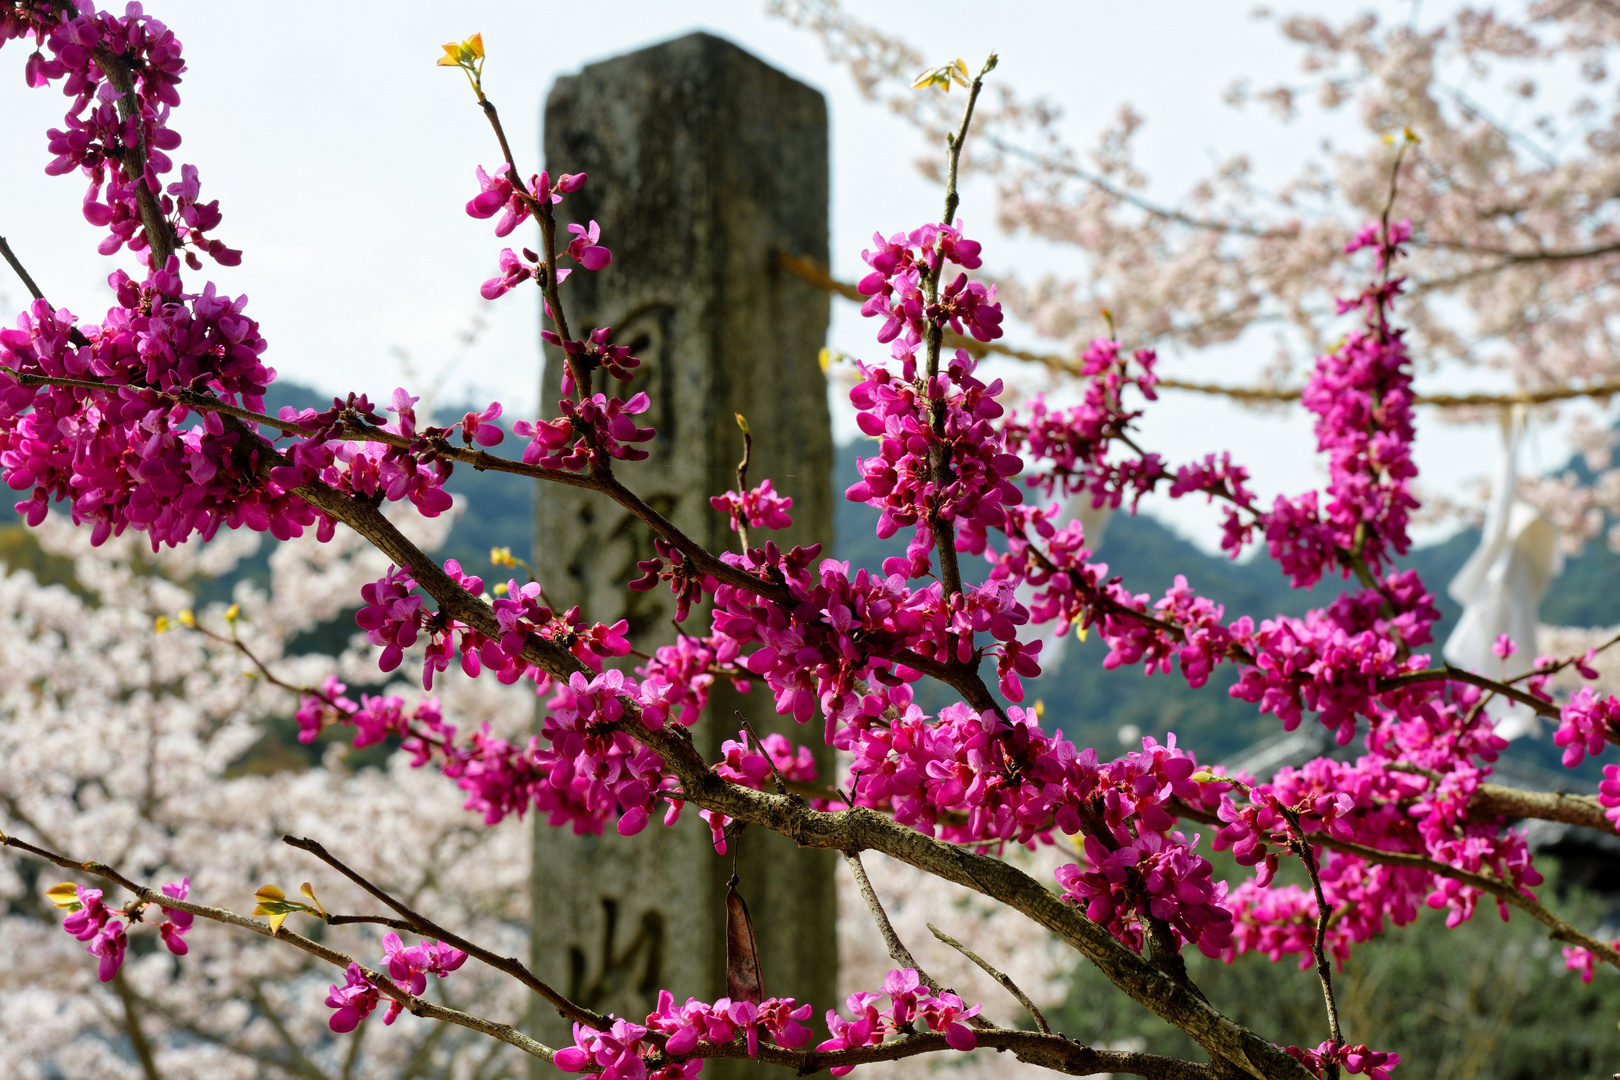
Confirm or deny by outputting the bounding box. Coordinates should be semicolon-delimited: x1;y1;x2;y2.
46;882;81;911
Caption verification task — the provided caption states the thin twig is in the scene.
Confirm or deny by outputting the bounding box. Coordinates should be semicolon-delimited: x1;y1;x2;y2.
920;58;993;605
280;834;611;1031
0;831;557;1061
1378;664;1560;719
734;417;754;552
735;712;790;796
1278;807;1344;1077
0;235;47;302
841;850;943;992
927;921;1052;1034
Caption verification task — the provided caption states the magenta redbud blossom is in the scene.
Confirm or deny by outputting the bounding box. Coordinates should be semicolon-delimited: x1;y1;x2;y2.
1554;687;1620;767
481;247;537;299
58;884;128;981
158;878;193;955
461;401;505;446
1562;941;1620;984
1491;633;1516;660
466;164;537;236
710;478;793;532
325;963;380;1033
1600;764;1620;828
566;220;612;270
378;932;467;1023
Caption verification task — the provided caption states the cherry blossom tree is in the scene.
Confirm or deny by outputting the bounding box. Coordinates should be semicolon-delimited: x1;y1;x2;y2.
773;0;1620;547
3;5;1620;1080
0;510;542;1079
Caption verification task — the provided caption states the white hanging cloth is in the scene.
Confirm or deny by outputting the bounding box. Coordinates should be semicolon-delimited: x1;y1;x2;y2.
1441;406;1564;740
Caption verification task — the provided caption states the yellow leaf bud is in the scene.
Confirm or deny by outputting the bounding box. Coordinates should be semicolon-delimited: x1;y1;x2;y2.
46;882;81;910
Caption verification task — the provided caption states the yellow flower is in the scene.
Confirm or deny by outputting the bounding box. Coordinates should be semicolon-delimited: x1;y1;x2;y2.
153;615;171;634
178;609;195;628
224;603;241;624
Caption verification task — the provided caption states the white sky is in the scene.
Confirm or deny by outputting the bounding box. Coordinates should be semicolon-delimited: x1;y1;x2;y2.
0;1;1591;552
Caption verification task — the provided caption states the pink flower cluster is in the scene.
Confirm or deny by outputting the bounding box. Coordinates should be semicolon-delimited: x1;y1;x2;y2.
817;968;981;1075
469;168;600;299
515;390;654;471
272;388;465;522
1213;742;1545;966
324;934;467;1032
553;991;816;1080
1601;765;1620;829
1562;939;1620;984
711;479;794;533
1553;686;1620;767
845;348;1021;577
0;266;320;546
856;222;997;345
1285;1040;1400;1080
53;877;190;982
1002;340;1169;511
5;1;240;268
353;561;635;690
293;676;441;748
700;728;823;852
57;884;128;982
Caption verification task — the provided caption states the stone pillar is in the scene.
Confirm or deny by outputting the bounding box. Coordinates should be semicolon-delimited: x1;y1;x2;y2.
530;32;835;1076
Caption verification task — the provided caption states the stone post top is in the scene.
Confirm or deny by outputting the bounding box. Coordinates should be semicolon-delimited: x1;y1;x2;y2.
548;29;825;105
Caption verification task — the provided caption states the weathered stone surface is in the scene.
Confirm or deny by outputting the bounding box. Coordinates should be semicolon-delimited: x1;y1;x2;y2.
530;32;834;1075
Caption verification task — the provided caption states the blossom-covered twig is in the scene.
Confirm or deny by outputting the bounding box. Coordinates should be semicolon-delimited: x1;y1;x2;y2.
280;834;613;1032
0;829;556;1062
1277;805;1344;1079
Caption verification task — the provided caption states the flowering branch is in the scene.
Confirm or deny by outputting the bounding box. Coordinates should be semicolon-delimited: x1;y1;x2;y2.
0;828;557;1062
279;834;613;1033
1176;797;1620;971
5;820;1227;1079
921;53;996;604
1278;805;1344;1079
